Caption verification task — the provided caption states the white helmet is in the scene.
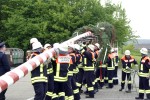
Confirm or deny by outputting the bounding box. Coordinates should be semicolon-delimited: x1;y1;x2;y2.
110;48;115;53
74;44;81;51
88;44;95;51
140;48;148;55
44;44;51;49
95;43;100;49
125;50;131;55
68;44;75;50
32;42;43;50
53;43;60;49
59;45;68;52
30;38;38;44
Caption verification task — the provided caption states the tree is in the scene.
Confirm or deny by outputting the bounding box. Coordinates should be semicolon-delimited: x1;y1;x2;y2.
0;0;136;50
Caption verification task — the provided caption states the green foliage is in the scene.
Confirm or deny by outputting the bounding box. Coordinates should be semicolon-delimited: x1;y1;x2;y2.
122;44;140;56
0;0;136;51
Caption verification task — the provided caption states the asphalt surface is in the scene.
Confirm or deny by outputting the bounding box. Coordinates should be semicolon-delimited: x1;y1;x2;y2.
5;69;140;100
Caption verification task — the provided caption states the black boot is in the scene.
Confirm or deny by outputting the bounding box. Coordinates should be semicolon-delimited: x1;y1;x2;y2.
145;94;150;100
84;91;88;95
135;97;143;100
126;89;131;93
86;95;94;98
119;88;124;91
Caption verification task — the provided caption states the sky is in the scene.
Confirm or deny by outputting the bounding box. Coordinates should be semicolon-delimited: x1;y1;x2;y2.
101;0;150;39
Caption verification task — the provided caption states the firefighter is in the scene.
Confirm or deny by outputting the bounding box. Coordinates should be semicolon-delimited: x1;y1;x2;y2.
65;45;80;100
0;41;10;100
30;41;48;100
74;44;84;93
44;44;54;100
105;48;116;88
82;44;95;98
52;44;71;100
113;48;119;85
119;50;138;93
94;43;101;92
135;48;150;100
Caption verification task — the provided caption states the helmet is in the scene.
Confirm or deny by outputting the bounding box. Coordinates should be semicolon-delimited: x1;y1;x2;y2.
44;44;51;49
74;44;80;51
95;43;100;49
88;44;95;51
30;38;38;44
110;48;115;53
140;48;148;55
59;45;68;52
125;50;131;55
53;43;60;49
32;42;43;50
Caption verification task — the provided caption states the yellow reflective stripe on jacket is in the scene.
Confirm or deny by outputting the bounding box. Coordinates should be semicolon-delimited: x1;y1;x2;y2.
54;76;68;82
76;82;81;87
47;68;53;74
107;67;115;70
68;71;74;76
83;66;94;71
56;63;60;77
140;64;143;71
77;63;83;68
138;72;149;77
73;68;79;74
84;58;87;65
40;64;44;77
100;64;106;68
122;68;131;73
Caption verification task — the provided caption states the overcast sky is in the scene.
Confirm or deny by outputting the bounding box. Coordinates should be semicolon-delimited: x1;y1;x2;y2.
101;0;150;39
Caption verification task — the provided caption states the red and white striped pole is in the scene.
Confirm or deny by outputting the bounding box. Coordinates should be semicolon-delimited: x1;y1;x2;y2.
0;31;93;93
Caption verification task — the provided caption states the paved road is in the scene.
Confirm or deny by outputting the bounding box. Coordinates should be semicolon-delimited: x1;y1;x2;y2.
5;69;139;100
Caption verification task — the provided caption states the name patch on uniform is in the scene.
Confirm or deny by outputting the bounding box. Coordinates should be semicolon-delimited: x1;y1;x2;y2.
58;56;71;63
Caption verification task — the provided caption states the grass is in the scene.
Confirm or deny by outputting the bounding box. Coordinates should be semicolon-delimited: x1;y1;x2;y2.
118;50;141;68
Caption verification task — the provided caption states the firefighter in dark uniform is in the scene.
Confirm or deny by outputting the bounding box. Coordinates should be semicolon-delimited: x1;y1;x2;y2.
82;44;95;98
0;41;10;100
74;44;83;93
94;43;100;92
52;44;71;100
30;41;47;100
135;48;150;100
113;48;119;85
65;45;80;100
119;50;138;93
44;44;54;100
105;48;116;88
